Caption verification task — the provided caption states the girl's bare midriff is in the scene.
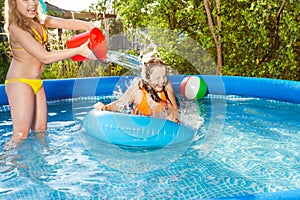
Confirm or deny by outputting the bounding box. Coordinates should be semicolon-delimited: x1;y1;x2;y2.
6;44;43;79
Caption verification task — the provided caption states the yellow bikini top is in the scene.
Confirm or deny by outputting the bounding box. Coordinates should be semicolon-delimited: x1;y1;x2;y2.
31;24;48;44
134;88;168;116
11;24;48;50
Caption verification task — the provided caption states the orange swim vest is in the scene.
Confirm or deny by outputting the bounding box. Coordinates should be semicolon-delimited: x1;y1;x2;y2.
134;88;167;116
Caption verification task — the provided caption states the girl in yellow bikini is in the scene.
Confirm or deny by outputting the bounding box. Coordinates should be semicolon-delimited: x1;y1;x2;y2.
94;56;181;123
4;0;97;143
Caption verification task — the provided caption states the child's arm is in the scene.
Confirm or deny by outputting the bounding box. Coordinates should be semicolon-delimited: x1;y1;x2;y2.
94;85;136;112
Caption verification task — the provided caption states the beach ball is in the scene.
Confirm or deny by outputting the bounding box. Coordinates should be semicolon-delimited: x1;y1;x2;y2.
180;76;207;99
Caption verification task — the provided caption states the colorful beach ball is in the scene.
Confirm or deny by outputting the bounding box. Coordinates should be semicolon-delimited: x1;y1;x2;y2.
180;76;207;100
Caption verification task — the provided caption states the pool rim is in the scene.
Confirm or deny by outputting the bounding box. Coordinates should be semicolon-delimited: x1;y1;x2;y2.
1;75;300;106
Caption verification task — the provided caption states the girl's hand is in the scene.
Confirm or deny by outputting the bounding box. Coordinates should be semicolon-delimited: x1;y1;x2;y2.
172;118;181;124
168;107;181;124
78;40;97;60
94;102;107;110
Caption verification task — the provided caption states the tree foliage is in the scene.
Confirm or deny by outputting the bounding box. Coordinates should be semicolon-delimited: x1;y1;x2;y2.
221;0;300;80
114;0;300;80
0;0;299;81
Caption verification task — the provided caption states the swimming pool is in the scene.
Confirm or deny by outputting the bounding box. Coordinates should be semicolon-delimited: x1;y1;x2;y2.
0;75;300;199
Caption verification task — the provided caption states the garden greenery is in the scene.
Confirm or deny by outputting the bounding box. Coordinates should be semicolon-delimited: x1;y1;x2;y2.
0;0;299;83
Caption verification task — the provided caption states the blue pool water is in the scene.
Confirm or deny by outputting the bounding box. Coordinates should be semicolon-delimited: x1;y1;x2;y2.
0;93;299;199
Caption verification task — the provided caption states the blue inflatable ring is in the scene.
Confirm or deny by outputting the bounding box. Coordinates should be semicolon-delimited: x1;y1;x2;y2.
83;110;195;147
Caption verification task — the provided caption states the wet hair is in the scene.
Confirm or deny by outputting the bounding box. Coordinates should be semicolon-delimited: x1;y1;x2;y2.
141;57;166;81
139;57;172;105
4;0;43;42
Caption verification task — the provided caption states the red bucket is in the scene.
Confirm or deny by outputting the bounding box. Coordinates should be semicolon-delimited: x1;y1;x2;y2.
66;27;107;61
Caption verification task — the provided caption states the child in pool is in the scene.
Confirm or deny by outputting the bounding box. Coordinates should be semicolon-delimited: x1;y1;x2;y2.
4;0;97;142
94;56;181;123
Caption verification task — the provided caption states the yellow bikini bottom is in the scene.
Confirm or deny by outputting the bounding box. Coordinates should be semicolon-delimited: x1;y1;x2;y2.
5;78;43;95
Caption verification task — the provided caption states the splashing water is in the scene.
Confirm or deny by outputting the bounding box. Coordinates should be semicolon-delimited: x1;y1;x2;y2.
104;32;160;76
99;51;203;129
105;51;141;75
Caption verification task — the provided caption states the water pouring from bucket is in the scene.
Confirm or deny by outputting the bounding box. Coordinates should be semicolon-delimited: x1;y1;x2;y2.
67;29;165;76
67;28;143;75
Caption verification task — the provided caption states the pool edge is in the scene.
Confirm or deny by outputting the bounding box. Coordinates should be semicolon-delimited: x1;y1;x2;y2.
1;75;300;106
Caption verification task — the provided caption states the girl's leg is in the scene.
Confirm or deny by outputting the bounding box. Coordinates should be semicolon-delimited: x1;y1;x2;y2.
5;82;35;142
31;86;47;132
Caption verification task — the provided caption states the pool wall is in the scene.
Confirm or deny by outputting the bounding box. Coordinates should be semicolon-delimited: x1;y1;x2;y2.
1;75;300;106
